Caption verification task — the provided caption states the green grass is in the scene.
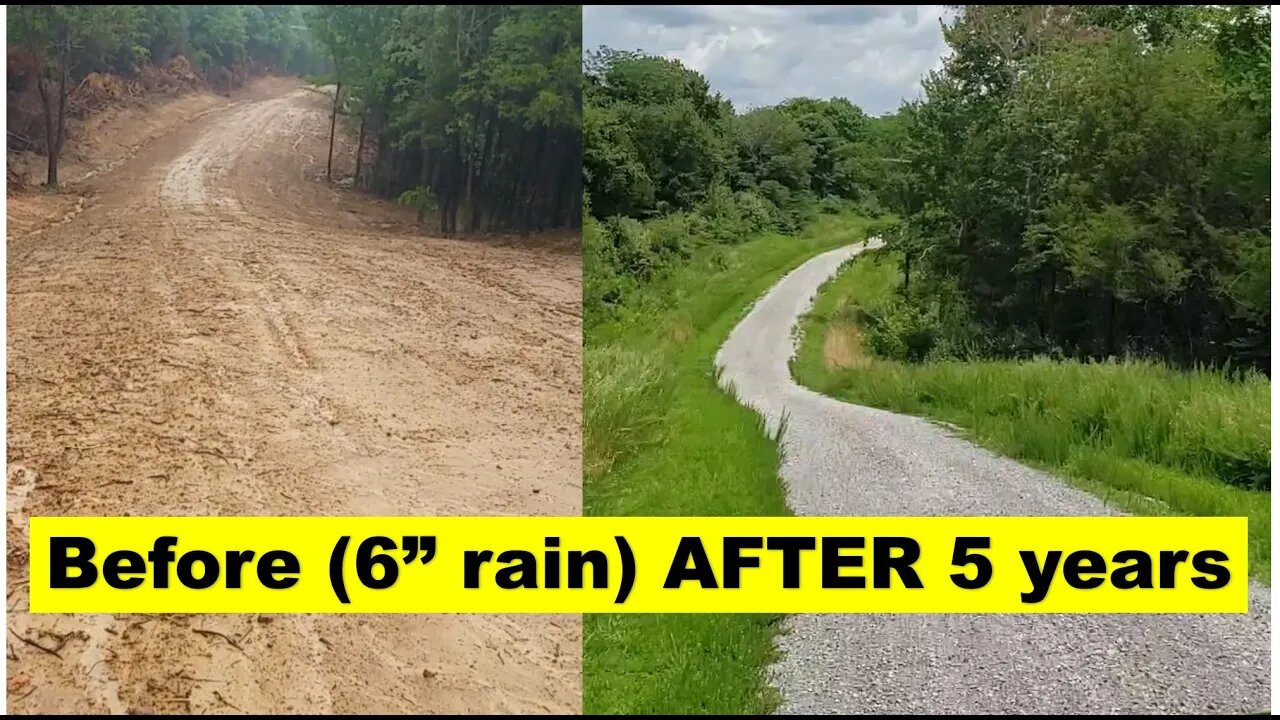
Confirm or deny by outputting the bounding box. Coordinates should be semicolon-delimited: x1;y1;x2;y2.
792;251;1272;581
583;214;877;715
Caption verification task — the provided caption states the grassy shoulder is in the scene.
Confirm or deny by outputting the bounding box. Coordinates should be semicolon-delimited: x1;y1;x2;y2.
792;250;1271;581
583;213;877;715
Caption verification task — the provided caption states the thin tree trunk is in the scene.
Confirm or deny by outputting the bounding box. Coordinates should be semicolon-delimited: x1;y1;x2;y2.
461;155;474;233
447;138;463;235
521;128;546;235
1107;291;1117;358
327;82;341;182
354;115;365;185
472;116;496;231
417;147;432;223
56;59;68;163
42;38;71;189
38;77;57;187
1046;267;1057;341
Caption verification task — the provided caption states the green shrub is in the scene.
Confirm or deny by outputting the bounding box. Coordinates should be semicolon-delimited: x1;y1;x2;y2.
863;296;940;362
397;185;438;220
603;214;692;284
697;185;748;243
817;196;850;215
585;214;638;326
733;191;783;238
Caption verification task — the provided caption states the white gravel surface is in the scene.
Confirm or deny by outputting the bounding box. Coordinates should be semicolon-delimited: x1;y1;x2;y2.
714;240;1270;715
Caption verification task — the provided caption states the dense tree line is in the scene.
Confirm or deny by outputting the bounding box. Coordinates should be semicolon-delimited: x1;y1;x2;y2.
9;5;584;238
8;5;324;186
307;5;582;235
884;5;1271;372
583;48;903;325
585;6;1270;374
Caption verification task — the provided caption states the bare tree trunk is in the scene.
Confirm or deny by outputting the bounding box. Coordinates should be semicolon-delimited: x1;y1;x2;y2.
327;82;341;182
470;115;496;232
56;59;69;167
354;115;365;185
38;77;58;187
40;39;71;189
1107;292;1118;358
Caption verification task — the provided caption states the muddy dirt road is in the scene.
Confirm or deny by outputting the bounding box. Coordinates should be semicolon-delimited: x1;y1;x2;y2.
7;79;582;714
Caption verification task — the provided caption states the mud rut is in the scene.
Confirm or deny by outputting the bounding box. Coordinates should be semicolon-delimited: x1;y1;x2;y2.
6;81;582;714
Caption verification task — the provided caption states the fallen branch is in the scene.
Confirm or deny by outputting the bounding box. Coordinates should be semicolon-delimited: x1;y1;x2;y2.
193;448;234;465
158;357;202;373
8;629;64;660
213;690;244;713
8;579;30;599
193;628;243;652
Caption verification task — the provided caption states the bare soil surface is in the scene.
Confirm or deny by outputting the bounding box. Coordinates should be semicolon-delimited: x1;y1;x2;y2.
7;78;582;715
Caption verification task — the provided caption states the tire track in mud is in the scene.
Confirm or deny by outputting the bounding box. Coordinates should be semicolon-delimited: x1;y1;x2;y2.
8;81;581;715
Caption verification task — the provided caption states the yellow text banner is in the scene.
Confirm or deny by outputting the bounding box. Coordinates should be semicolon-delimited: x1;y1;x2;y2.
29;516;1248;614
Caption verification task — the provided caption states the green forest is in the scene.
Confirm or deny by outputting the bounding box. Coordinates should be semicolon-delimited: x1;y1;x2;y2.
584;5;1270;372
584;46;906;327
307;5;582;234
8;5;583;235
582;4;1270;715
888;4;1270;373
8;5;325;186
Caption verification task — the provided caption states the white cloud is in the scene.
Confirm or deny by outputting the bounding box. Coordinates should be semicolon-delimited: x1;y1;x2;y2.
584;5;953;115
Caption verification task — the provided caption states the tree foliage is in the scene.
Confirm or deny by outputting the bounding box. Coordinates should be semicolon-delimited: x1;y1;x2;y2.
886;4;1271;372
583;48;903;325
9;5;582;236
309;5;583;234
8;5;325;186
9;5;324;79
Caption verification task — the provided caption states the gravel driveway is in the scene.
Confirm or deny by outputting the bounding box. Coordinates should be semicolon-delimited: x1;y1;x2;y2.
714;240;1270;714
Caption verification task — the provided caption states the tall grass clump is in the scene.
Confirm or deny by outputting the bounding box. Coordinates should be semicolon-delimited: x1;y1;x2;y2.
583;344;674;484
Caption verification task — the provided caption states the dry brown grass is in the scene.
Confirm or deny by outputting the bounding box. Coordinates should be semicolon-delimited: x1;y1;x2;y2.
666;314;694;345
822;320;872;370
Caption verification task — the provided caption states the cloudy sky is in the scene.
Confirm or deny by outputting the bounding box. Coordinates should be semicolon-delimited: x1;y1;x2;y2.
583;5;954;116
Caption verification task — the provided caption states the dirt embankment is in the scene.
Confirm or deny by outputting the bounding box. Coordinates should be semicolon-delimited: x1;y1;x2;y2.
7;77;582;714
7;57;233;241
7;56;220;188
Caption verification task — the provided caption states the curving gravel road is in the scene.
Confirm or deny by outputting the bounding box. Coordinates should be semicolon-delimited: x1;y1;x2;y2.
714;240;1270;715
